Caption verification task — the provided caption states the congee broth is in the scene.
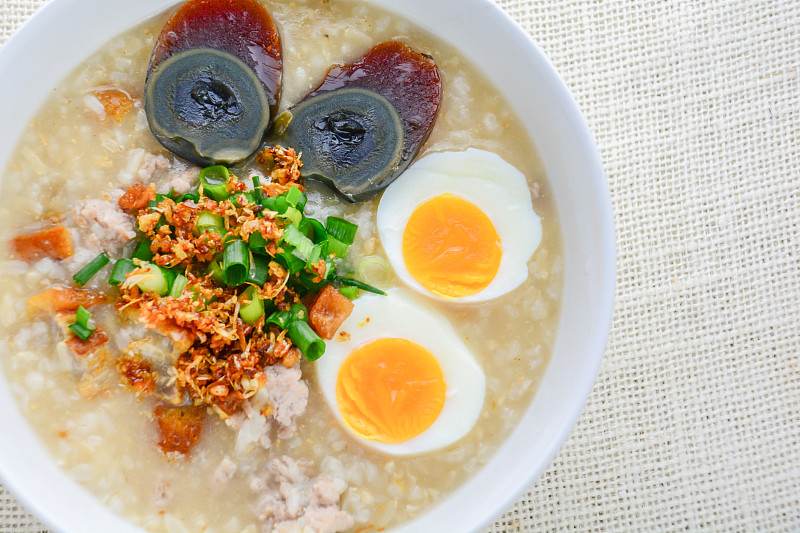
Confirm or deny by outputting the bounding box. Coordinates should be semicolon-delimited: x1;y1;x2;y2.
0;0;563;532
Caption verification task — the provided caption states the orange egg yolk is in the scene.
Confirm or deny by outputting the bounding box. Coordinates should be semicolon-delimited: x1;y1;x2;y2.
336;338;446;444
402;194;502;298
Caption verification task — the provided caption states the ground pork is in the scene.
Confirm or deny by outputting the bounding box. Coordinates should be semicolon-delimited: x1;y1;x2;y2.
167;165;201;194
213;456;238;486
229;365;310;455
138;153;170;181
74;197;136;251
135;152;200;194
253;457;353;533
265;365;308;438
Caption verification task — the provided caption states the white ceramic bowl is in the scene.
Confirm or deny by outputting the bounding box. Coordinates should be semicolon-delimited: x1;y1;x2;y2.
0;0;615;531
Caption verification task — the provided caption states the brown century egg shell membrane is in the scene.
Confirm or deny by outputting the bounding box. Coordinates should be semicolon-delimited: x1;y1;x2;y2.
307;40;442;162
149;0;282;117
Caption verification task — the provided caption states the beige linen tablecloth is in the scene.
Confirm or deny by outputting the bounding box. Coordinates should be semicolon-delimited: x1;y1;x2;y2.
2;0;800;531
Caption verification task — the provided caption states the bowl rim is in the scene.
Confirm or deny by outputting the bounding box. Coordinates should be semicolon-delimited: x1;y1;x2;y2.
0;0;616;532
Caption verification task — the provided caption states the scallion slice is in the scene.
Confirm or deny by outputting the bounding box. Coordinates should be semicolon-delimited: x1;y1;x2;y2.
68;305;96;341
251;176;263;203
299;217;327;243
261;195;289;214
287;320;325;361
247;254;269;286
338;285;359;299
279;206;303;227
289;302;309;323
276;249;306;274
326;235;349;259
68;322;94;341
169;274;188;299
326;217;358;245
306;244;323;267
285;186;305;208
266;310;290;329
196;211;224;234
248;232;268;255
207;260;226;286
199;165;230;201
109;258;136;285
134;263;172;296
283;225;314;260
337;277;387;296
131;238;154;261
73;253;110;286
177;189;200;203
239;285;265;324
222;240;249;286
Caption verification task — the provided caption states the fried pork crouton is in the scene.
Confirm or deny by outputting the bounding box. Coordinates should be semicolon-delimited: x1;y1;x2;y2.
118;183;156;211
27;286;107;314
154;404;205;456
309;286;354;340
65;327;109;356
11;225;74;261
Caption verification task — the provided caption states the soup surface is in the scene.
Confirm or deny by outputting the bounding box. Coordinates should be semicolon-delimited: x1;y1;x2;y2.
0;1;563;532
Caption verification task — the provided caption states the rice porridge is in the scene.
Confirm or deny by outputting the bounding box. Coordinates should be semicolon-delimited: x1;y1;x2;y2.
0;1;563;532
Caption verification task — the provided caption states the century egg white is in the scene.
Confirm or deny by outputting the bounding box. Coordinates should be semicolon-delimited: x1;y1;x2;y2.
376;148;542;303
315;288;485;455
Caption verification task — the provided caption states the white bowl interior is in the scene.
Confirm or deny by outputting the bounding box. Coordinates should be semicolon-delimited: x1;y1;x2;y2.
0;0;615;532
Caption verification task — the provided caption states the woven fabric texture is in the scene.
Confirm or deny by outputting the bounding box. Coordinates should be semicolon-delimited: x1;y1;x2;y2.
2;0;800;531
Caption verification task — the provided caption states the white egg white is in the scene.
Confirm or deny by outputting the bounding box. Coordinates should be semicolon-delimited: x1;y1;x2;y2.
376;148;542;303
315;288;486;456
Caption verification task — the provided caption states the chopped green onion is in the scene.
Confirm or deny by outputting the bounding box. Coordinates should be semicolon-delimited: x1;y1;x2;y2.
247;254;269;286
299;217;327;243
68;322;94;341
357;256;393;287
326;217;358;245
265;310;290;329
199;165;230;201
248;232;268;255
287;320;325;361
133;262;173;296
276;249;306;274
251;176;263;203
337;277;387;296
196;211;224;234
75;305;94;329
261;195;289;214
177;189;200;203
147;193;170;208
338;285;359;299
73;253;110;286
222;240;249;286
326;235;349;258
283;225;314;260
68;305;96;341
169;274;188;299
131;238;154;262
239;285;265;324
285;186;304;208
279;206;303;227
307;244;324;267
207;260;226;286
289;302;309;323
109;258;136;285
293;271;326;293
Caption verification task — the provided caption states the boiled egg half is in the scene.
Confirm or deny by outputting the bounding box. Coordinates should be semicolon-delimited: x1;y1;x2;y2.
315;288;485;455
376;148;542;303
